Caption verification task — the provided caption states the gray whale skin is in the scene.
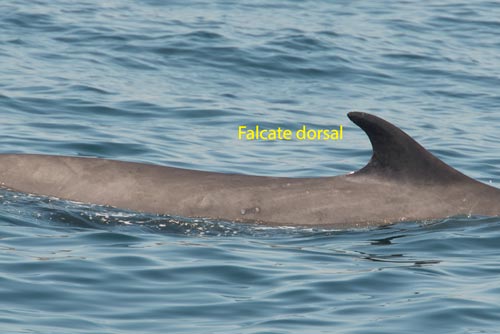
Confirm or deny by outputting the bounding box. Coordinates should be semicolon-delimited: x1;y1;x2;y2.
1;112;499;228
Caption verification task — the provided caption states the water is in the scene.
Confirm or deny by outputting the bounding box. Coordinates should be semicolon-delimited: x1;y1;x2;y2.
1;0;500;333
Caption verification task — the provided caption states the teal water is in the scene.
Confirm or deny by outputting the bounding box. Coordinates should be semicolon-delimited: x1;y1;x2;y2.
1;1;500;333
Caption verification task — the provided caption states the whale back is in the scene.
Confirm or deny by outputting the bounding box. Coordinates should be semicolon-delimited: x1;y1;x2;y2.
0;112;499;226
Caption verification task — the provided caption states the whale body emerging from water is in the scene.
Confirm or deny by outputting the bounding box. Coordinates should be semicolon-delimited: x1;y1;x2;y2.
0;112;499;228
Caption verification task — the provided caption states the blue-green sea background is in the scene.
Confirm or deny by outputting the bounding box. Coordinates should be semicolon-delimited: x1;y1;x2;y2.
1;1;500;333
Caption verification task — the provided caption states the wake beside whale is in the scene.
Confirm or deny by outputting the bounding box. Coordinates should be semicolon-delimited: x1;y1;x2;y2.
0;112;499;228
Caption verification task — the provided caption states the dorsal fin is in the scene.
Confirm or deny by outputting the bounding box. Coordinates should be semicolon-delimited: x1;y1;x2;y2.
348;112;470;184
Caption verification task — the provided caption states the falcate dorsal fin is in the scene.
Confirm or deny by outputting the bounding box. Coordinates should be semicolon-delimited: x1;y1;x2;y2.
348;112;470;184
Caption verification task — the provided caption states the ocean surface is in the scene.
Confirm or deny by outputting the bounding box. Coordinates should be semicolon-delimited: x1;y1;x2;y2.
1;1;500;333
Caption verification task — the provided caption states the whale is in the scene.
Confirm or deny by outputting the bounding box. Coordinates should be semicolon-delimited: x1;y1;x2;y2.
0;112;499;228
